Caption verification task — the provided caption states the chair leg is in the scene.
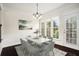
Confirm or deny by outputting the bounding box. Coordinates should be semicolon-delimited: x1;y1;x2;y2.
52;49;55;56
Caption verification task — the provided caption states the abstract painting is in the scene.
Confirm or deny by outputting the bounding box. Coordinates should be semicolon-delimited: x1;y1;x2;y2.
18;19;32;30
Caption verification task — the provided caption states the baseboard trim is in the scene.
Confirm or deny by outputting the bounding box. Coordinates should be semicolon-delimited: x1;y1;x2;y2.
2;44;22;49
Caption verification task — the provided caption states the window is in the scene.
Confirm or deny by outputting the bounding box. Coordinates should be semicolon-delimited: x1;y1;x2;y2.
40;17;59;39
41;22;45;37
46;21;51;38
66;16;77;44
52;17;59;39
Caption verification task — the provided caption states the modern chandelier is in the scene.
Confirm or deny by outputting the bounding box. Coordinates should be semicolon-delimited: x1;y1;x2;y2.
33;3;42;19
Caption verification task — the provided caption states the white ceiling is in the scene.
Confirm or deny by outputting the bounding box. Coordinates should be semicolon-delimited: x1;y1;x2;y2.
2;3;64;22
3;3;64;14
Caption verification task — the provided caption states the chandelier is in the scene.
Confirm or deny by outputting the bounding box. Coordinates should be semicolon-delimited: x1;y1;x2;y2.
33;3;42;19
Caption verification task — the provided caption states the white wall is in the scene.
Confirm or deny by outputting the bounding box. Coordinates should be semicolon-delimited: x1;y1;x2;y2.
41;3;79;50
1;3;40;54
0;11;1;24
0;4;2;55
1;10;39;48
0;4;1;24
1;3;79;50
0;8;2;55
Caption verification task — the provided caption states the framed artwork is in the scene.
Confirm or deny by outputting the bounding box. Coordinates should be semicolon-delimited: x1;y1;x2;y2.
18;19;32;30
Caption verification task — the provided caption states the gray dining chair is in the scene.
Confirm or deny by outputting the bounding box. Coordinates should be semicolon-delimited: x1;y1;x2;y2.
20;38;55;56
39;41;55;56
20;39;42;56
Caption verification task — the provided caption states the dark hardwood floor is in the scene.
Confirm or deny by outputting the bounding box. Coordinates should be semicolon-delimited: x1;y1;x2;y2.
1;46;18;56
1;44;79;56
54;44;79;56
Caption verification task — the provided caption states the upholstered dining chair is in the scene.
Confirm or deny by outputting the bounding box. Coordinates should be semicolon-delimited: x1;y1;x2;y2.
20;39;41;56
20;38;55;56
39;41;55;56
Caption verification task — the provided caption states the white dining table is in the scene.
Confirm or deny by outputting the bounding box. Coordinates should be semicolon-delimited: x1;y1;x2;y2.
20;37;54;56
26;37;51;44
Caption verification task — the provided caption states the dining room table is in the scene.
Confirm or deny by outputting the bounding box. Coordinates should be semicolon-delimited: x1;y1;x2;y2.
20;37;54;56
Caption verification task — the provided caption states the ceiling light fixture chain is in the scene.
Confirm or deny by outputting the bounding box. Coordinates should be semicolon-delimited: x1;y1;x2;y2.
33;3;42;19
37;3;38;13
